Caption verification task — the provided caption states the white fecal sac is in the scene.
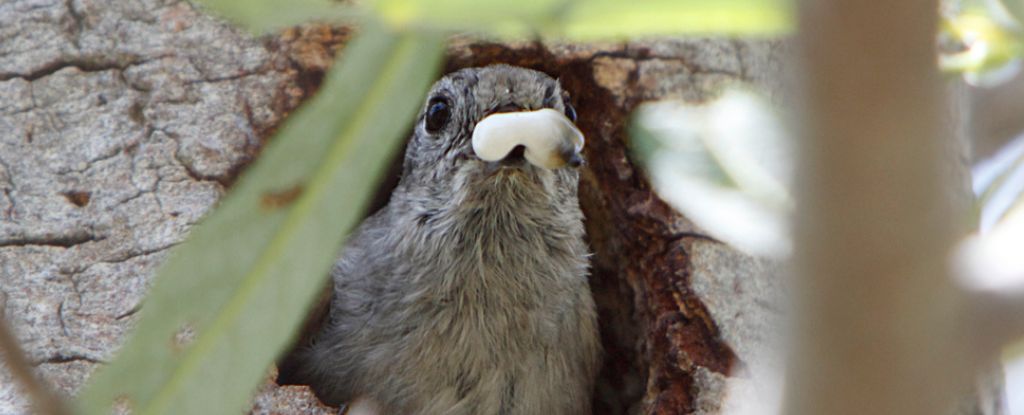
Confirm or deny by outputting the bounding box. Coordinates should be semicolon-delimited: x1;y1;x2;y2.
471;108;585;169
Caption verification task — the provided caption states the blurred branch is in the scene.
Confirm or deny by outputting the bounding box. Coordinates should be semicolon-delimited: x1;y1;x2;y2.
786;0;979;414
0;318;67;415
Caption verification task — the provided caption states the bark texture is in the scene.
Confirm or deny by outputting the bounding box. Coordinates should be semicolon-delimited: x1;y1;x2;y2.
0;0;346;412
0;1;786;413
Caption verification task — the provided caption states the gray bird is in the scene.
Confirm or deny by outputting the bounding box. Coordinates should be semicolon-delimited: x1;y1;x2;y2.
286;64;601;415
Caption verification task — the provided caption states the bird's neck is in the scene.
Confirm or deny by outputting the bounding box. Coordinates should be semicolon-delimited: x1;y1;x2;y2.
384;185;586;299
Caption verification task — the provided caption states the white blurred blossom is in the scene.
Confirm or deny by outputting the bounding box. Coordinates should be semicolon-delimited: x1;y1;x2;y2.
633;89;794;258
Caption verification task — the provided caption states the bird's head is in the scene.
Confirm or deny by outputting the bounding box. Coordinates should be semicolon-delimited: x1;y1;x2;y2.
395;65;585;214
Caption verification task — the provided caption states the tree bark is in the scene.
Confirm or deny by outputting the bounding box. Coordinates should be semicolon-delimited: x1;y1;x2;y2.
0;1;345;411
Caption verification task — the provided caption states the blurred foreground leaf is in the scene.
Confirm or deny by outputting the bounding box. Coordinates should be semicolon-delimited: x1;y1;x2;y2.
75;24;444;415
197;0;361;32
562;0;794;38
197;0;793;37
631;90;793;258
370;0;794;38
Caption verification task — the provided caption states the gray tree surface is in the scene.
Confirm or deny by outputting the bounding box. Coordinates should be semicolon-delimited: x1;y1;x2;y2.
0;0;341;411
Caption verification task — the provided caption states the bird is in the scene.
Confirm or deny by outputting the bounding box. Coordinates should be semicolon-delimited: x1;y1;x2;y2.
284;64;601;415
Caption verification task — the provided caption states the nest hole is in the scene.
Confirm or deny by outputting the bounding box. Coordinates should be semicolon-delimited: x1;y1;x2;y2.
276;45;654;415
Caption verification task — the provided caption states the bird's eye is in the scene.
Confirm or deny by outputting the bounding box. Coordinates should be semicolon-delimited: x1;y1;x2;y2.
425;97;451;134
563;102;577;123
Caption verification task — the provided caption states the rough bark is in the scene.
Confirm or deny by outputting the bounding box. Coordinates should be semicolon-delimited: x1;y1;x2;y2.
0;0;346;412
0;1;788;414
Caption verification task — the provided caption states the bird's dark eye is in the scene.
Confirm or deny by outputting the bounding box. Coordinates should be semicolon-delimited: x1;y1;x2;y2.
563;102;577;123
425;97;451;134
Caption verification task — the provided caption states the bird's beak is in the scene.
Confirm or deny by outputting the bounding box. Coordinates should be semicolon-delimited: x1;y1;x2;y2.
471;108;585;169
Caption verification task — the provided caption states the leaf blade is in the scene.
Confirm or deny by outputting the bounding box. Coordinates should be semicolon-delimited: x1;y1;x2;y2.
75;25;445;415
562;0;794;39
369;0;795;38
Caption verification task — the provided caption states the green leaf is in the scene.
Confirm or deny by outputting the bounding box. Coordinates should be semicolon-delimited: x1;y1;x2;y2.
370;0;794;38
562;0;794;38
75;24;445;415
195;0;361;32
369;0;560;36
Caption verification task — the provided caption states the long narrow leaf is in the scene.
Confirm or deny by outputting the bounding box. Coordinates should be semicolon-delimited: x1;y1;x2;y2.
75;24;445;415
369;0;561;37
563;0;793;38
369;0;794;38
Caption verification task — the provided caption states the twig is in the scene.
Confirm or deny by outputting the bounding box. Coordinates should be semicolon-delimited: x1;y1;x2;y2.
0;317;69;415
786;0;980;413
